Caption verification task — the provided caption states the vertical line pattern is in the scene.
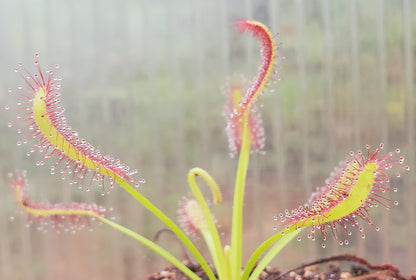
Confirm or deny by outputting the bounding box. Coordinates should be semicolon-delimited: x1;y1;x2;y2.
2;0;416;277
403;0;415;272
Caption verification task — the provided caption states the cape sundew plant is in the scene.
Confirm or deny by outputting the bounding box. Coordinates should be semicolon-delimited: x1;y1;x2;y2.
5;20;409;280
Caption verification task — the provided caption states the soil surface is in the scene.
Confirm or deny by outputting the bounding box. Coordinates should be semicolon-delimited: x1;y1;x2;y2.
147;254;413;280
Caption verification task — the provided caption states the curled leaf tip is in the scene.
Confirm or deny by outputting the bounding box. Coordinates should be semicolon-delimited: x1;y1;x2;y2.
189;167;222;204
232;20;277;121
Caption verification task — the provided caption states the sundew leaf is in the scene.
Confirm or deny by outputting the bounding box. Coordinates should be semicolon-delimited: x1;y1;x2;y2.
277;144;409;247
6;57;144;193
233;20;277;121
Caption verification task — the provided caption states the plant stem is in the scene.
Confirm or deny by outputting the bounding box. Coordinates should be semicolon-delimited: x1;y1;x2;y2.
201;232;223;278
241;225;301;280
95;214;202;280
224;245;232;280
115;177;216;280
231;114;252;280
188;168;227;279
245;229;300;280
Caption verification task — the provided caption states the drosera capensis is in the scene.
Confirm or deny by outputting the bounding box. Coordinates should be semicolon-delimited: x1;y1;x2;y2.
7;58;144;193
9;169;106;232
277;144;409;246
5;20;409;280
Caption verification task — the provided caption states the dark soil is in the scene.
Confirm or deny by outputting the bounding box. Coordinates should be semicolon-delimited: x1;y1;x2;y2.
147;254;413;280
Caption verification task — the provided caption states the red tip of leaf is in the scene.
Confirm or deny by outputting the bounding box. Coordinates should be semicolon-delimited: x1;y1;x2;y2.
232;20;278;123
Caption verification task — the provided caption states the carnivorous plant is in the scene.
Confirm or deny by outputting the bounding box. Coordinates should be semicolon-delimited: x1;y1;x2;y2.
5;20;408;280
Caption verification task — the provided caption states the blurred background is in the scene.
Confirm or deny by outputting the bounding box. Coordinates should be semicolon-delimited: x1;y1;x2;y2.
0;0;415;279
